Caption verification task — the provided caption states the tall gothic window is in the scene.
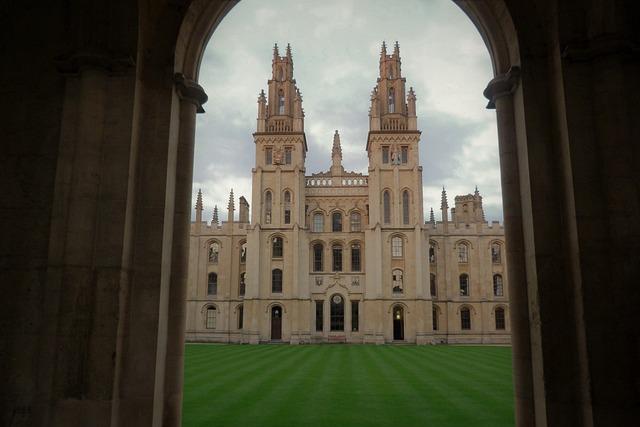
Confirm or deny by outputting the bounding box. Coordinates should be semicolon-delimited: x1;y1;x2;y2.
237;305;244;329
388;87;395;113
283;191;291;224
383;190;391;224
265;147;273;165
313;213;324;232
351;243;361;272
330;294;344;331
239;272;246;296
391;236;403;258
350;212;361;232
272;236;283;258
492;243;502;264
240;242;247;264
430;273;437;297
278;89;285;114
392;269;404;294
208;242;219;264
429;242;436;263
432;307;438;331
459;274;470;296
402;190;410;225
285;147;292;164
458;243;469;263
315;300;323;331
382;146;390;164
313;243;323;272
332;244;343;272
271;268;283;293
332;212;342;232
206;307;216;329
493;274;504;297
495;307;506;330
351;300;359;332
207;272;217;296
264;191;272;224
401;146;408;163
461;307;471;330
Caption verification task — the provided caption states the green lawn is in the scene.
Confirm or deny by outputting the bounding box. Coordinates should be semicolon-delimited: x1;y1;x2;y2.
182;344;514;427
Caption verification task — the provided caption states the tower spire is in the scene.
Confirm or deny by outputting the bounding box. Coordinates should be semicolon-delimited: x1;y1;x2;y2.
440;186;448;210
429;207;435;224
286;43;292;60
195;188;203;232
331;130;344;176
393;40;400;56
380;41;387;58
212;205;219;226
227;189;235;223
273;43;279;59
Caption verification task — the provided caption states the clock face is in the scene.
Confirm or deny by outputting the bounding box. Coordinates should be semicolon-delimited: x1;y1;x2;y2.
332;295;342;304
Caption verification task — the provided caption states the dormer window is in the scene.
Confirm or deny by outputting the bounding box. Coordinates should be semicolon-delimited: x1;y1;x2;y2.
278;89;285;114
388;87;395;113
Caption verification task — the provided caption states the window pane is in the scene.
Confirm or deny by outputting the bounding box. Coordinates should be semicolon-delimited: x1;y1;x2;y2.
460;274;469;296
206;307;216;329
332;245;343;272
208;242;219;263
493;275;504;296
272;269;282;293
266;148;272;165
458;244;468;263
382;146;389;164
430;273;437;297
401;146;408;164
383;191;391;223
239;272;245;296
265;192;272;224
208;273;217;295
272;237;283;258
240;242;247;263
492;244;501;263
351;244;361;272
238;305;243;329
332;212;342;232
350;212;361;232
313;244;323;272
285;147;292;164
402;191;410;224
429;244;436;263
392;237;403;258
461;309;471;330
432;308;438;331
495;308;505;330
313;213;324;232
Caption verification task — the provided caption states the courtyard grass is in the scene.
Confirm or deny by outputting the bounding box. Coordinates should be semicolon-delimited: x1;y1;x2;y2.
182;344;514;427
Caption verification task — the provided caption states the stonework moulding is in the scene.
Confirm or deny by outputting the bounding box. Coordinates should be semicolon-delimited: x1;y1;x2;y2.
55;51;135;75
483;66;521;109
174;72;208;113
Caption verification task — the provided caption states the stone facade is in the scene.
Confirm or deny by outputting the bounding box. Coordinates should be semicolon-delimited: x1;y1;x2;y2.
185;43;510;344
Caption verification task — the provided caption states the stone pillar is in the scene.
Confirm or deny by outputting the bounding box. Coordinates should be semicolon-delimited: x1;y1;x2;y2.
484;67;537;427
161;74;207;426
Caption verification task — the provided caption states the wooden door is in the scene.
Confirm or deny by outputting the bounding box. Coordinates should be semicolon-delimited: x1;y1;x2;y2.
271;306;282;340
393;306;404;341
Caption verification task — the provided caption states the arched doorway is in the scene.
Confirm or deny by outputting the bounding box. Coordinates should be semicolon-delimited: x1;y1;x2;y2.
271;305;282;341
393;305;404;341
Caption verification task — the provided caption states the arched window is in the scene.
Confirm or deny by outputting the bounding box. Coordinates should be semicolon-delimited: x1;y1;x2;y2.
461;307;471;330
430;273;437;297
332;244;343;272
312;213;324;232
491;243;502;263
493;274;504;297
272;236;283;258
392;269;403;294
271;268;283;293
332;212;342;232
391;236;403;258
330;294;345;331
388;87;395;113
278;89;285;114
402;190;410;224
495;307;506;330
432;307;438;331
383;190;391;224
284;190;291;224
239;272;246;296
207;272;217;296
237;305;244;330
459;274;470;296
264;191;272;224
208;242;219;264
350;211;361;232
351;243;361;272
312;243;323;272
429;242;436;263
205;306;216;329
240;242;247;264
458;243;469;263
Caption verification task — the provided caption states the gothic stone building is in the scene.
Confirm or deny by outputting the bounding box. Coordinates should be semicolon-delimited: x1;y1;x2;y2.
185;43;510;344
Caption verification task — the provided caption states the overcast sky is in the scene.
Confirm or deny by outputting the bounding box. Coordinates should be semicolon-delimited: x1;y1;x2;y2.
193;0;503;223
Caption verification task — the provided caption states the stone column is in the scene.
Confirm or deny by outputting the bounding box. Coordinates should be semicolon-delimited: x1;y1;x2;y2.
161;74;207;427
484;67;537;427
